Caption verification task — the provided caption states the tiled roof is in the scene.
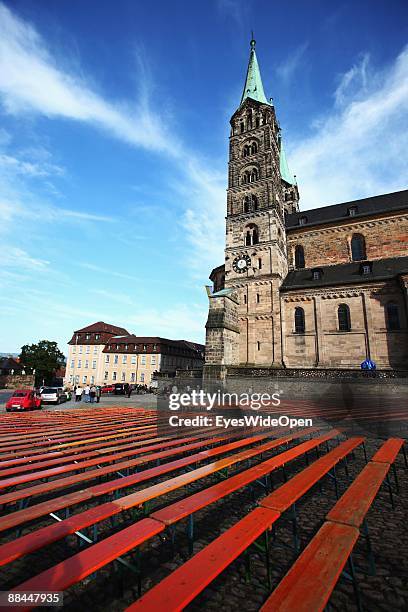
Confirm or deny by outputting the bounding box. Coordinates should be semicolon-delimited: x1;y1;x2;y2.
281;255;408;291
285;190;408;229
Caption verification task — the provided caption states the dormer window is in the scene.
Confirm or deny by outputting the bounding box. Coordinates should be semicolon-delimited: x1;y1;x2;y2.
85;334;90;340
299;216;307;226
348;206;357;217
312;269;322;280
361;263;372;275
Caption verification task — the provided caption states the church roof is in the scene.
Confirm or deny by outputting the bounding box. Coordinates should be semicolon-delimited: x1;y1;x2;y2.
280;140;296;186
281;255;408;291
285;189;408;229
240;39;270;106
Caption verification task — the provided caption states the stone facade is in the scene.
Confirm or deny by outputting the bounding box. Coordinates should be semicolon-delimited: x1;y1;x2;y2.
204;41;408;377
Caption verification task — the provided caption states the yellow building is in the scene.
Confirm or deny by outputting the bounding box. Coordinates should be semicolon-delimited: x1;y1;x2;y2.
64;322;204;387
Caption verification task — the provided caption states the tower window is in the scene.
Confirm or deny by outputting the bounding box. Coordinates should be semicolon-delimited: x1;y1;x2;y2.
244;294;247;304
299;216;307;226
295;245;305;269
386;302;400;331
240;122;244;133
257;341;261;351
348;206;358;216
312;269;322;280
338;304;351;332
294;307;305;334
256;294;260;303
258;258;262;269
351;234;366;261
243;194;258;213
245;224;259;246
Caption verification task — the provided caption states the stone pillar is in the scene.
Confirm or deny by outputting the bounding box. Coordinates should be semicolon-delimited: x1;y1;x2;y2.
203;287;240;383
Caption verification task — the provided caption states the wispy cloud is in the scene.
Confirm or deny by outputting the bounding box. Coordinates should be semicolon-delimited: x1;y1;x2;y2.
2;247;49;270
276;42;309;85
290;47;408;209
78;262;140;282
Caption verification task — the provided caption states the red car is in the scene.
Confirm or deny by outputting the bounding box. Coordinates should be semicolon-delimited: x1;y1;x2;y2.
101;385;115;394
6;389;42;412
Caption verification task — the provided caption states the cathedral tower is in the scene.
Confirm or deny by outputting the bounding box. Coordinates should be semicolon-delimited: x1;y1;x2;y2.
205;39;298;375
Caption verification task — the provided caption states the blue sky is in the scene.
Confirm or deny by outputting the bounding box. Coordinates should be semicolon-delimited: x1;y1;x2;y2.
0;0;407;354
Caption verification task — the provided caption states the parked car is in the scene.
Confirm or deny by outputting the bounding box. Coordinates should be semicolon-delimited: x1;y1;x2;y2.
113;383;126;395
40;387;66;405
101;385;115;394
6;389;42;412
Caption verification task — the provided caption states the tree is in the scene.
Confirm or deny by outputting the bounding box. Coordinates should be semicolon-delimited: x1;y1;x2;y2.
20;340;65;386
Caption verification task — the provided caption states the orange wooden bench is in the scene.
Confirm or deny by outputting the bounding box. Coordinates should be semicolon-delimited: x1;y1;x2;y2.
0;431;322;567
259;521;359;612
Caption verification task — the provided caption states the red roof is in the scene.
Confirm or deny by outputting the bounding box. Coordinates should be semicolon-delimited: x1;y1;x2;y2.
74;321;129;335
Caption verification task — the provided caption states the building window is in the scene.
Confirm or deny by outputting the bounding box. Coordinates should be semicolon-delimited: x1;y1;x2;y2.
131;355;137;365
151;355;156;365
104;371;108;380
90;376;95;384
141;355;146;365
386;302;400;331
70;360;74;368
351;234;366;261
361;263;372;275
153;344;157;351
69;375;73;384
244;294;247;304
113;372;117;381
82;375;87;384
256;294;260;303
348;206;357;216
85;360;89;369
72;346;76;354
121;372;126;381
131;372;135;382
295;245;305;269
86;345;90;354
140;372;145;383
95;334;100;340
78;359;82;368
86;334;90;340
114;355;118;365
243;194;258;213
245;223;259;246
122;355;127;364
93;346;98;354
79;346;83;354
105;355;110;363
299;216;307;226
257;341;261;351
312;269;322;280
92;360;96;369
338;304;351;332
294;307;305;333
258;258;262;269
143;344;147;351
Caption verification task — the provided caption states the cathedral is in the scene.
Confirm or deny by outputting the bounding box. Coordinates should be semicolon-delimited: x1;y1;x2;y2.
204;40;408;380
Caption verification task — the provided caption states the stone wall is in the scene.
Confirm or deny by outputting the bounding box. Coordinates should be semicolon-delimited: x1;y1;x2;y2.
0;374;35;389
287;212;408;269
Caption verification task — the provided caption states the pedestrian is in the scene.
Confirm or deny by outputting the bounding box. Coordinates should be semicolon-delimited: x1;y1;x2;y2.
75;386;83;403
89;385;96;404
96;386;101;403
127;384;132;398
83;384;90;403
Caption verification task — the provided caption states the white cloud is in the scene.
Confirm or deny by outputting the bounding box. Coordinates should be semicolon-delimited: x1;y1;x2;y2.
276;43;309;85
2;247;49;270
290;47;408;209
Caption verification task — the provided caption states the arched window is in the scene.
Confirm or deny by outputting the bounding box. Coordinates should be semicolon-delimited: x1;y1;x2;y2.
250;168;258;182
295;245;305;269
243;196;250;213
338;304;351;332
243;194;258;213
240;122;244;133
351;234;366;261
386;302;400;331
295;307;305;333
253;194;258;210
245;224;259;246
251;142;258;154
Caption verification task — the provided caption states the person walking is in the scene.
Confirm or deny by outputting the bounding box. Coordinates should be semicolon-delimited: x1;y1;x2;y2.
89;385;96;404
75;386;83;403
127;384;133;398
96;386;101;403
83;384;90;403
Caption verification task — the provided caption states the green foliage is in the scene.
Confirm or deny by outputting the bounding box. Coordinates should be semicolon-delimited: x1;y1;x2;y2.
20;340;65;386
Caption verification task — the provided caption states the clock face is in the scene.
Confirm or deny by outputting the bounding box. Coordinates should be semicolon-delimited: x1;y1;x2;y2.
232;254;251;273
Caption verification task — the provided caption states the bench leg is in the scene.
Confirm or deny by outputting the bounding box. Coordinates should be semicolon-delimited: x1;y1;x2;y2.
188;514;194;556
392;463;400;493
362;520;376;576
291;503;300;553
264;530;272;590
386;473;395;509
348;554;363;612
362;442;368;464
402;445;407;468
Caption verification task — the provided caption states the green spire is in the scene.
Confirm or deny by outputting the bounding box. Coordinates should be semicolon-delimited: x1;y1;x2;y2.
240;38;269;106
280;140;296;185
